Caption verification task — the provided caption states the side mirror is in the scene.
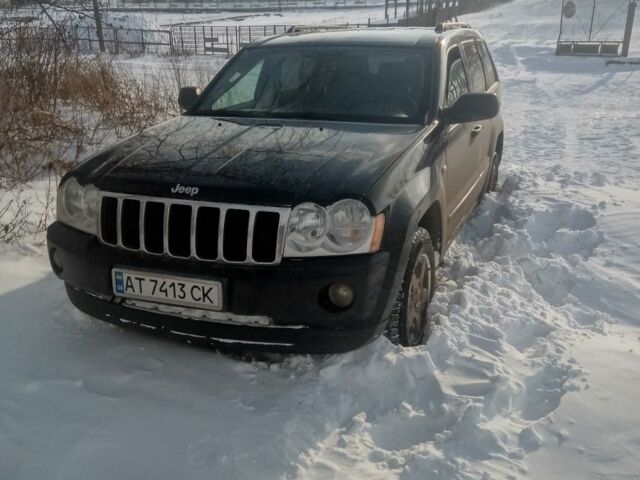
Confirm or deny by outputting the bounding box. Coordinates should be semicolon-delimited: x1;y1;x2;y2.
441;93;500;125
178;86;200;111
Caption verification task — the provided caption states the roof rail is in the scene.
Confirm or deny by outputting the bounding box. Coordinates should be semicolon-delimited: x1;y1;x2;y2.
286;24;364;35
434;22;472;34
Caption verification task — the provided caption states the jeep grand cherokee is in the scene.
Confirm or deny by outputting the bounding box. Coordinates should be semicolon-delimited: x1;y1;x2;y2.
47;24;503;353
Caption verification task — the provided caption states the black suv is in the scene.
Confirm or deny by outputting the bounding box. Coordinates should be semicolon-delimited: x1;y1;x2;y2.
47;24;503;353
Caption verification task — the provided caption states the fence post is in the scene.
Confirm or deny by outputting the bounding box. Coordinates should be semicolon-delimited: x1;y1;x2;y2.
193;26;197;54
114;27;119;54
141;29;146;54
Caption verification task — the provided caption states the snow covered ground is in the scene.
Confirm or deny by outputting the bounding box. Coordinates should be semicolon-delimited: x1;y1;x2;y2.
1;0;640;478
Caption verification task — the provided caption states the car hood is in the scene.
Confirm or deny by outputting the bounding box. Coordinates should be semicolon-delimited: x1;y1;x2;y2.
76;115;422;206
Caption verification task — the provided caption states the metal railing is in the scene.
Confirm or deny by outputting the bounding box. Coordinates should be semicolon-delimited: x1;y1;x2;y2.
107;0;385;10
1;0;486;56
1;23;381;56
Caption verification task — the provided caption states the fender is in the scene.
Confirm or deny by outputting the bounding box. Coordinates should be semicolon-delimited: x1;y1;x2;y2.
366;123;448;320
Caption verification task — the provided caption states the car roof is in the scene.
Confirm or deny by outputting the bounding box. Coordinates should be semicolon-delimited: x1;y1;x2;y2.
251;26;482;49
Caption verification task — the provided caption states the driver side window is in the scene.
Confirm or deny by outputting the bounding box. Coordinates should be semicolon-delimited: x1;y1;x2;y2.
446;47;469;107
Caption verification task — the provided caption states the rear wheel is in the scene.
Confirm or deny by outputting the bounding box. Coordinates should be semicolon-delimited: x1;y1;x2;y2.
486;143;502;192
385;228;436;347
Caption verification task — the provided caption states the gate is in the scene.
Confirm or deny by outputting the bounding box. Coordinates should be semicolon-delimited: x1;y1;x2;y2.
171;26;238;55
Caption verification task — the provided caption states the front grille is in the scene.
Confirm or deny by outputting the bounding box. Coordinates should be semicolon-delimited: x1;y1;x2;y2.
99;193;290;265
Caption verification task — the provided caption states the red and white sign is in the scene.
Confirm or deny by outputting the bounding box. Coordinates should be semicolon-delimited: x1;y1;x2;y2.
563;0;576;19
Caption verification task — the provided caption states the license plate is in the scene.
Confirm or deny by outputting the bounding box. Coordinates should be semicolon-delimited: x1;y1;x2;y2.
112;269;223;311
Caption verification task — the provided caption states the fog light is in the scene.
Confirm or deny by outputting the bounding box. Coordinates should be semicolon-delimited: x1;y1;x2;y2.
328;283;355;308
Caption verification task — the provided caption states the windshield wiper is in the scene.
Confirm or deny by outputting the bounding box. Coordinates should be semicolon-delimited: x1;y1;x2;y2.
189;109;414;124
190;109;271;118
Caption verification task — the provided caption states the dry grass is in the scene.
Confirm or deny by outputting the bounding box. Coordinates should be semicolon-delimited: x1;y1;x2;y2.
0;26;177;185
0;26;181;242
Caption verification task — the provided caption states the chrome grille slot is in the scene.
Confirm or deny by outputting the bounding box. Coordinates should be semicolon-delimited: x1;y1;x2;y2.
168;204;192;258
253;211;280;263
223;209;250;262
195;207;220;260
100;197;118;245
144;202;165;254
121;199;141;250
98;192;290;266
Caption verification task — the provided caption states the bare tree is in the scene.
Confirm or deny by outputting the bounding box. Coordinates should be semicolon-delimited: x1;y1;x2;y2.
33;0;106;52
91;0;105;52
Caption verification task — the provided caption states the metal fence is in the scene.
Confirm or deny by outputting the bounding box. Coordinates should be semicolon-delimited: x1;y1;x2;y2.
107;0;385;10
74;25;172;54
0;25;173;54
1;22;387;56
170;25;238;54
1;0;484;55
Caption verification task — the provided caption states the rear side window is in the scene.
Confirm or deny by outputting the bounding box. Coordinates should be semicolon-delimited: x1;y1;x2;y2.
446;48;469;107
477;41;498;87
461;42;486;92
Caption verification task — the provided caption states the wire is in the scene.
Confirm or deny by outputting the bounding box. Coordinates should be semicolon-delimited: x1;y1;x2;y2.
573;12;590;38
592;0;628;39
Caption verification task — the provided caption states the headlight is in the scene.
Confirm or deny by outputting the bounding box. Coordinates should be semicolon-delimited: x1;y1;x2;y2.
57;177;100;235
286;202;329;251
284;199;385;257
326;199;373;253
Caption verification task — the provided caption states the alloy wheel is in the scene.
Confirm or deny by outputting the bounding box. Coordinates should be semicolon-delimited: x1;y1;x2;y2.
406;252;432;345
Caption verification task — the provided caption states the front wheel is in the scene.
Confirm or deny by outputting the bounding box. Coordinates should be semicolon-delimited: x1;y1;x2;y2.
385;228;436;347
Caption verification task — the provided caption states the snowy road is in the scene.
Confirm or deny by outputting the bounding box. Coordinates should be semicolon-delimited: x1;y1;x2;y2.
1;1;640;478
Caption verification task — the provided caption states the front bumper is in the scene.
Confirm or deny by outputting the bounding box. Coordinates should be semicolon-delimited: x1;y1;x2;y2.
47;221;395;353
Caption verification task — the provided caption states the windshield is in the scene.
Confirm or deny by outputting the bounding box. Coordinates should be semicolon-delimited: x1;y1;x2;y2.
192;46;431;124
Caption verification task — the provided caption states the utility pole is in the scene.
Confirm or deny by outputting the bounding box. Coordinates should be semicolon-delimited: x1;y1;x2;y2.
588;0;596;40
622;0;637;57
92;0;106;52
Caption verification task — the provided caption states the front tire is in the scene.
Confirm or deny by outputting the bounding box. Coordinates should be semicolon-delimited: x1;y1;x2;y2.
385;228;436;347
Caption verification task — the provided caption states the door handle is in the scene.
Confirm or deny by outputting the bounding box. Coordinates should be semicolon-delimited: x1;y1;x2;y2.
471;124;483;136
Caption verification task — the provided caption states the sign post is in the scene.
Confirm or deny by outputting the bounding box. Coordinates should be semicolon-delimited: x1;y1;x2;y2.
622;0;637;57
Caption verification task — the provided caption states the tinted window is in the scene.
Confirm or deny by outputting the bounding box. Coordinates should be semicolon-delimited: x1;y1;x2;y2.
194;46;431;124
212;60;264;110
446;48;469;107
461;42;486;92
477;41;498;86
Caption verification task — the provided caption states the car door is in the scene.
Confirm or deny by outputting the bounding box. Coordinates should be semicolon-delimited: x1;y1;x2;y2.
443;45;485;240
461;39;495;185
